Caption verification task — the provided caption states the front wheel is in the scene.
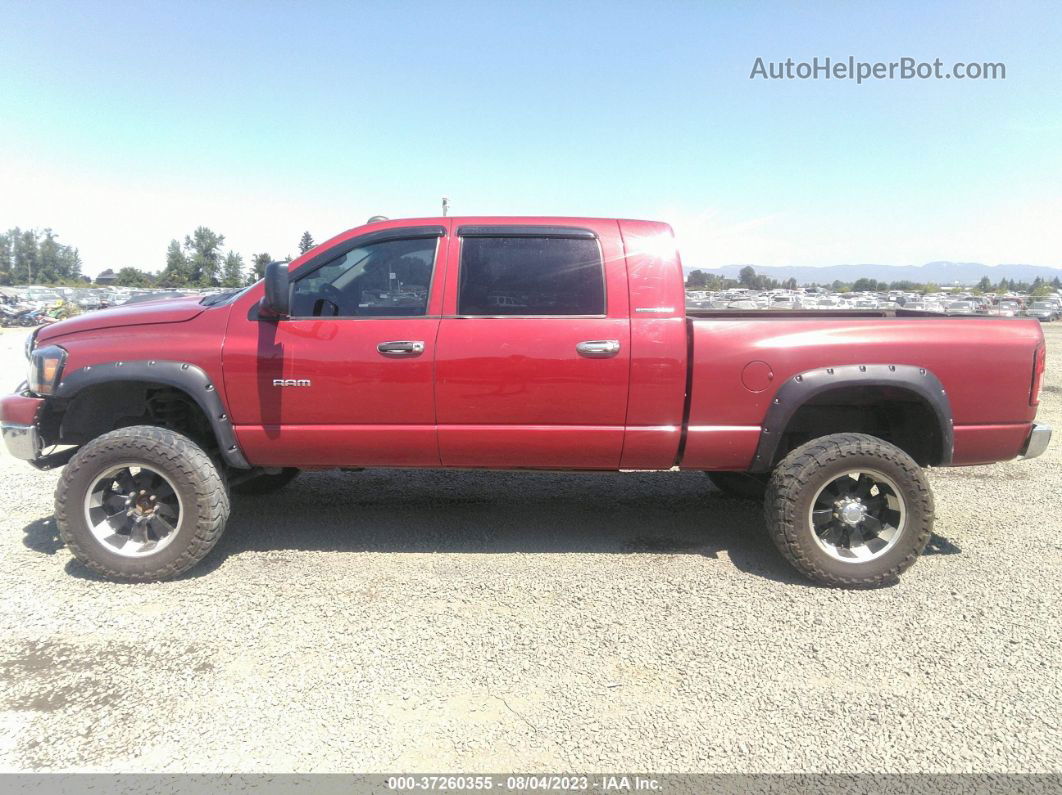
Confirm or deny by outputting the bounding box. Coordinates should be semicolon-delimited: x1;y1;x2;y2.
55;426;230;581
764;433;933;588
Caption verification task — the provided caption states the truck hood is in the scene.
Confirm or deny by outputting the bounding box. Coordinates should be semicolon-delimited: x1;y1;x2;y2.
36;296;207;343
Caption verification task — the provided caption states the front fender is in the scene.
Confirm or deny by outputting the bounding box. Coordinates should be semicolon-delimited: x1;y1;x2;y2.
54;360;250;469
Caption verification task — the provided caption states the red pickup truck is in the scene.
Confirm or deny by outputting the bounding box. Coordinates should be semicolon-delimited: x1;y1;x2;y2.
1;216;1051;586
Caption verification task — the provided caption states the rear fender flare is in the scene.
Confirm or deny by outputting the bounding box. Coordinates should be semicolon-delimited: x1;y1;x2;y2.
749;363;953;473
54;360;250;469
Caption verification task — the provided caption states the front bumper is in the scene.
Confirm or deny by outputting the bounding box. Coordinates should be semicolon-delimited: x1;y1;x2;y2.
1020;423;1052;460
0;388;45;461
1;422;41;460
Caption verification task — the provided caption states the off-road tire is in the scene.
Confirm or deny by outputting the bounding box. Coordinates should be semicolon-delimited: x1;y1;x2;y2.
55;425;230;581
706;471;768;500
231;468;300;495
764;433;934;588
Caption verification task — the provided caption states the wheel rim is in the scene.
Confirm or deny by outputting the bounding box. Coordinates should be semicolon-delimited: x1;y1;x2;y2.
807;469;906;563
82;462;183;558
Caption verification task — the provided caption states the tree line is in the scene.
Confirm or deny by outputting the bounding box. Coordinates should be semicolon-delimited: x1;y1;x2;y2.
686;266;1062;295
0;228;83;285
686;266;797;292
7;230;1057;295
127;227;316;288
0;226;319;289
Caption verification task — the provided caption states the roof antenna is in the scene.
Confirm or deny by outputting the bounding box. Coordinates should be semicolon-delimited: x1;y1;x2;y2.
366;215;388;223
441;196;450;217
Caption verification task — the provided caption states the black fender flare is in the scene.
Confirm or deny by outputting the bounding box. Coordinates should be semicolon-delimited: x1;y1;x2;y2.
748;363;953;473
54;360;250;469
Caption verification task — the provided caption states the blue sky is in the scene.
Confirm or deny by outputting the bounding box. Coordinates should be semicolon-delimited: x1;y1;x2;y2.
1;0;1060;275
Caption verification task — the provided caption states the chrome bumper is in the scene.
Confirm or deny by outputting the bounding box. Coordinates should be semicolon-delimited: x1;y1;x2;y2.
1020;423;1052;461
1;422;42;461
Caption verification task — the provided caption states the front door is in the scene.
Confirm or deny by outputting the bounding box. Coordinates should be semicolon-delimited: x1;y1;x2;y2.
434;222;631;468
223;226;448;467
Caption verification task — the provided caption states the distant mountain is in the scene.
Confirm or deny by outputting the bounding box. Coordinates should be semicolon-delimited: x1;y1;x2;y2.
686;261;1062;286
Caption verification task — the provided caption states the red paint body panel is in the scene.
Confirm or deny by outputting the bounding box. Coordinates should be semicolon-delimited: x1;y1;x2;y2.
17;215;1046;475
36;296;206;343
0;392;44;426
682;426;763;471
36;307;232;403
684;317;1043;469
222;314;443;466
234;425;438;468
952;423;1033;465
435;217;631;469
437;426;624;469
617;220;688;468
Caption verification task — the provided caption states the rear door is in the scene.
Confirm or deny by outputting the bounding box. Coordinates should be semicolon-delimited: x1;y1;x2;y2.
434;221;631;468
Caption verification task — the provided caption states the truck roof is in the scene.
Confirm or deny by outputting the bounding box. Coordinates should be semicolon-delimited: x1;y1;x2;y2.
293;216;674;272
360;215;665;227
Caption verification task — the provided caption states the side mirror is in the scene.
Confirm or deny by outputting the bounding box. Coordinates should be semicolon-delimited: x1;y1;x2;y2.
261;261;290;317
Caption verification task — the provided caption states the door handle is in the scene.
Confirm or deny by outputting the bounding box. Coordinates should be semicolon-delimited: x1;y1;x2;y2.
575;339;621;358
377;340;425;356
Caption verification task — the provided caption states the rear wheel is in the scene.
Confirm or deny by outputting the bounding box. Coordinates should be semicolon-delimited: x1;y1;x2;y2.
55;426;230;581
764;433;933;588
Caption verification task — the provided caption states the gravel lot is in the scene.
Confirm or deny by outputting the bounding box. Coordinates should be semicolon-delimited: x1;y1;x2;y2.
0;323;1059;773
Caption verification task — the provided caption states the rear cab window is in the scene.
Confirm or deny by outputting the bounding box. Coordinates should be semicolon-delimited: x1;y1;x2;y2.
457;233;605;316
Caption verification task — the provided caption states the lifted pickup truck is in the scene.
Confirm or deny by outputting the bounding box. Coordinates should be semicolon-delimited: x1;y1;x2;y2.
1;216;1051;586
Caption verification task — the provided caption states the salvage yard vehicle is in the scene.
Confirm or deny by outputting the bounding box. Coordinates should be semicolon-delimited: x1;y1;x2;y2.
1;216;1052;586
1026;302;1059;323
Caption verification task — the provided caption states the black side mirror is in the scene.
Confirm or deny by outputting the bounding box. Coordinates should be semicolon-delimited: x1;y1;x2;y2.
261;261;290;317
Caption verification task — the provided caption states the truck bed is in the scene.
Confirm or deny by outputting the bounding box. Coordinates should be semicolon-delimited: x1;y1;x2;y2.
685;308;971;320
681;312;1043;471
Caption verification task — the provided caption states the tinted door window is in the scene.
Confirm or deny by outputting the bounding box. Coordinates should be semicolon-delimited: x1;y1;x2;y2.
458;237;604;316
291;237;436;317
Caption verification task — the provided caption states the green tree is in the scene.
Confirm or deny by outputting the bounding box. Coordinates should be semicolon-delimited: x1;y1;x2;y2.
0;232;11;285
783;277;798;290
37;229;63;283
686;269;708;289
298;231;315;255
115;267;155;287
184;227;225;286
67;247;83;281
977;276;992;291
159;239;191;286
12;228;39;284
41;230;83;283
0;227;85;284
251;252;272;283
221;251;245;287
738;266;757;288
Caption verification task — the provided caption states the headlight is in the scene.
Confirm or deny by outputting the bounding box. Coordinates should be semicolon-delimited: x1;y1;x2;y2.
28;345;67;396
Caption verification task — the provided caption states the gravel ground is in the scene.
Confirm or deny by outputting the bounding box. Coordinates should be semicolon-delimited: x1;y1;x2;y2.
0;323;1059;773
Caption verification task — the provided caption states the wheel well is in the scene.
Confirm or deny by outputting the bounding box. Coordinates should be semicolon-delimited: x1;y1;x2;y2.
49;380;218;453
774;386;944;467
